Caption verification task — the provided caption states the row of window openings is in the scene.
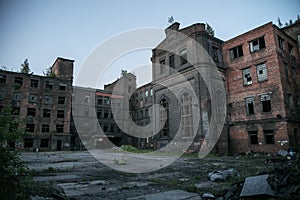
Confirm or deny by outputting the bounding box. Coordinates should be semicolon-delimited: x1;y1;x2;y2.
242;63;267;85
248;130;275;145
0;76;68;90
136;89;154;100
159;49;187;74
96;97;122;107
101;124;120;133
230;35;294;60
2;93;66;105
11;107;65;118
245;94;272;114
24;138;49;148
26;124;64;133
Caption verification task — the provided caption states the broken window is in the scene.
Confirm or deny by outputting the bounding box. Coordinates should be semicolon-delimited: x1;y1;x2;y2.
42;124;50;133
58;96;66;104
59;83;67;91
104;97;110;105
230;45;243;59
160;99;169;137
242;68;252;85
169;54;175;68
249;36;265;52
248;131;258;144
43;109;51;118
0;91;4;100
27;108;36;117
264;130;275;144
288;43;294;55
245;97;255;115
211;46;219;62
97;96;102;105
56;124;64;133
278;35;284;50
0;74;6;84
14;77;23;86
40;139;49;147
160;58;166;74
12;92;22;102
181;93;193;137
26;124;35;132
84;95;90;103
12;107;20;115
24;138;33;148
57;110;64;118
30;79;39;88
180;49;187;65
44;95;53;104
261;94;272;112
45;81;53;90
256;63;267;82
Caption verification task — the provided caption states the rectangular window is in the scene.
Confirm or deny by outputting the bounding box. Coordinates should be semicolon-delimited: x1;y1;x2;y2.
26;124;35;132
169;54;175;68
27;108;36;116
230;45;243;59
24;138;33;148
249;36;265;52
12;92;22;102
56;124;64;133
104;111;109;118
97;96;103;105
103;125;108;132
97;108;102;118
30;79;39;88
57;110;64;118
242;68;252;85
160;59;166;74
58;96;66;104
0;91;5;100
261;94;272;112
45;81;53;90
145;90;148;97
249;131;258;144
288;43;293;55
150;89;153;96
59;83;67;91
264;130;275;144
14;77;23;86
12;107;20;115
211;46;219;62
84;95;90;103
0;74;6;84
43;109;51;118
245;97;255;115
40;139;49;147
44;96;53;104
278;35;284;50
42;124;50;133
180;49;187;65
29;94;38;103
104;97;110;105
256;63;268;82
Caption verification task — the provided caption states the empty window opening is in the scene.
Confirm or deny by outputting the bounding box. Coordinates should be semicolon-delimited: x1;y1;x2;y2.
278;35;284;50
249;37;265;52
57;110;64;118
26;124;35;132
0;74;6;84
264;130;275;144
256;63;267;82
211;46;219;62
56;124;64;133
261;94;272;112
230;45;243;59
169;54;175;68
181;93;193;137
42;125;50;133
180;49;187;65
40;139;49;148
45;81;53;90
59;84;67;91
245;97;255;115
160;99;169;137
27;108;36;116
160;59;166;74
14;77;23;86
13;92;22;102
30;79;39;88
29;94;38;103
84;95;90;103
242;68;252;85
58;96;66;104
249;131;258;144
44;96;53;104
12;107;20;115
24;138;33;148
288;43;294;55
43;109;51;118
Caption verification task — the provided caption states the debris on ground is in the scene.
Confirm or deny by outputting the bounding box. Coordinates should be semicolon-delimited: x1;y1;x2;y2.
202;192;215;199
114;157;127;165
208;168;238;182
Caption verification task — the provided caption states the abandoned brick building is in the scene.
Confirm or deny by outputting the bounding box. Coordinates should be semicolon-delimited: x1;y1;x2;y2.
0;57;74;151
224;22;300;153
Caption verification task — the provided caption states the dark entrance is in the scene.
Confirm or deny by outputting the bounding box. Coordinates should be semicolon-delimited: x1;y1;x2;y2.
56;140;62;151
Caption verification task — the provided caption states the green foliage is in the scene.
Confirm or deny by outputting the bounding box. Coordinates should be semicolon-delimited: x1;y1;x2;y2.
0;104;32;199
206;23;215;37
20;58;30;74
121;145;139;152
43;66;56;78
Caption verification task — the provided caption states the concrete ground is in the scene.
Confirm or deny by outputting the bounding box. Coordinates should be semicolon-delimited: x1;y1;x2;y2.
20;150;273;200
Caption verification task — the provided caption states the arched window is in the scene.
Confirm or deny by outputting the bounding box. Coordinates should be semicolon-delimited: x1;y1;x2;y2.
181;93;193;137
160;98;169;137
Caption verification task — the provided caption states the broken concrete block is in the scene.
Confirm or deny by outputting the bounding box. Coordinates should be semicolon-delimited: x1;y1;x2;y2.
208;168;237;182
114;157;127;165
240;174;275;198
202;192;215;199
277;149;288;157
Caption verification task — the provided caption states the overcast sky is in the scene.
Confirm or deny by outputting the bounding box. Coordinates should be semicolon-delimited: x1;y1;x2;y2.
0;0;299;88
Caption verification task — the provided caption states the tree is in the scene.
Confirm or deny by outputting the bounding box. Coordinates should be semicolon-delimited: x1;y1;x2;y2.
206;23;215;37
277;17;283;28
0;104;31;199
43;66;56;77
20;59;30;74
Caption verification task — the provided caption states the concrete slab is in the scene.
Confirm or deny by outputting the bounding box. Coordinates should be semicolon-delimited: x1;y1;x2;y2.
127;190;201;200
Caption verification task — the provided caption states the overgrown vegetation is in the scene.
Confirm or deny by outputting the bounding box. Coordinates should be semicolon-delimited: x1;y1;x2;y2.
277;14;300;28
43;66;56;77
20;58;30;74
0;104;32;199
